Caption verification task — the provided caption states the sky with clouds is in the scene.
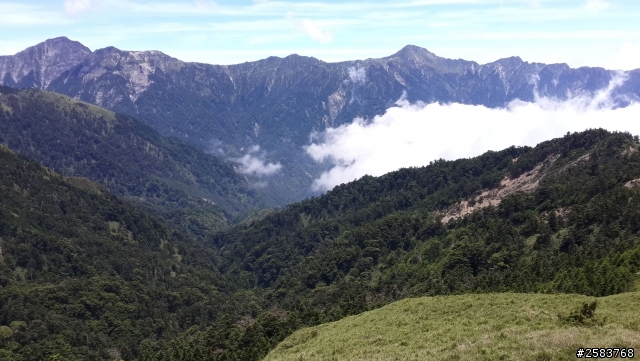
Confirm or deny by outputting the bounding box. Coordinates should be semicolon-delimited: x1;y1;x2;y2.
0;0;639;69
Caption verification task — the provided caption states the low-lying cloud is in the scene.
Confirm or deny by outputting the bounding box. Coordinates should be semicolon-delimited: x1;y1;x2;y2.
235;145;282;177
306;74;640;191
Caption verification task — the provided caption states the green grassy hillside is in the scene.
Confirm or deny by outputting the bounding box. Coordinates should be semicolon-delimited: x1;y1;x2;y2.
266;292;640;361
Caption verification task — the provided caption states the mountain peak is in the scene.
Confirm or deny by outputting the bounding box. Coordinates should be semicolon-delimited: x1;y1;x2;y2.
489;56;524;68
393;44;437;59
23;36;91;56
387;44;478;75
0;37;91;89
93;46;122;55
43;36;84;45
282;53;321;64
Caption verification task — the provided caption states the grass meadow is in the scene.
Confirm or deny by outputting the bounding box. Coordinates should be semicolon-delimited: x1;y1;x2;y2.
265;292;640;361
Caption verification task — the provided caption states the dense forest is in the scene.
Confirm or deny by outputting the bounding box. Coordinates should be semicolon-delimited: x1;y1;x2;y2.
143;129;640;360
213;130;640;300
0;86;266;238
0;146;267;360
2;128;640;360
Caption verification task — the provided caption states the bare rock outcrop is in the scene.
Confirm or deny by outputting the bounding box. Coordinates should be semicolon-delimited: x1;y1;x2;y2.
441;155;559;223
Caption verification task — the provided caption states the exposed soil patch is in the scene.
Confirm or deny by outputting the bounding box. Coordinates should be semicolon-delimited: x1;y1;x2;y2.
624;178;640;189
441;154;559;223
622;145;638;157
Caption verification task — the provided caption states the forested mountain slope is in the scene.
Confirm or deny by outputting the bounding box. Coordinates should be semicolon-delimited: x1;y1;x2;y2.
2;130;640;361
0;86;266;237
142;129;640;360
0;146;268;360
212;129;640;313
4;37;640;203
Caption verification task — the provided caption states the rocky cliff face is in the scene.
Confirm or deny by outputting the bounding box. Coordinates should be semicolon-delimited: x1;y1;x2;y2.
2;37;639;203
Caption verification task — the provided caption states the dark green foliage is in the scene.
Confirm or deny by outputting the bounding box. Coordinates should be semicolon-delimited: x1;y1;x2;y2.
0;147;259;360
142;129;640;360
4;128;640;360
0;86;266;237
210;130;639;301
140;311;299;361
558;301;605;327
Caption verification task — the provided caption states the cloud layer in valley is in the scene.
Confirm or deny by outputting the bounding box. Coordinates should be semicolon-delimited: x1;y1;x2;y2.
306;75;640;191
235;145;282;177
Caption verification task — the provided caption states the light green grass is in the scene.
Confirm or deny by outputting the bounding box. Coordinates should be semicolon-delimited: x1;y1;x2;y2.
266;292;640;361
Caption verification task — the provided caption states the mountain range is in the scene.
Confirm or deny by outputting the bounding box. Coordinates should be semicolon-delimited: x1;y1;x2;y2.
3;37;639;203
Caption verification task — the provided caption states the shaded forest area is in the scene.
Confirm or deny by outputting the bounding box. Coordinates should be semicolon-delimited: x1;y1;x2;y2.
0;87;265;239
0;146;261;360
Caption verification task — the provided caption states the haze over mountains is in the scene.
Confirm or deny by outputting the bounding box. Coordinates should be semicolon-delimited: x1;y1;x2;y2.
3;37;640;204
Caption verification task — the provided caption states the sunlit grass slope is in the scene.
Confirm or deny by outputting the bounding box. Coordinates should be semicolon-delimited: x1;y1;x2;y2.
265;292;640;361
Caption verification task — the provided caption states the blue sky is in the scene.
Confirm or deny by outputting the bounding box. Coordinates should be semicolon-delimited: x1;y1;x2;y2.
1;0;639;69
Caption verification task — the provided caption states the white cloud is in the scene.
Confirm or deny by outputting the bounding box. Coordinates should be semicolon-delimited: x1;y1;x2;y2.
0;3;67;25
521;0;541;7
586;0;609;12
64;0;99;16
306;74;640;191
287;12;333;43
235;146;282;177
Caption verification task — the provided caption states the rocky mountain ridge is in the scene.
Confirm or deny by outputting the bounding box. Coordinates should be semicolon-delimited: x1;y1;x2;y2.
0;37;91;89
2;37;639;203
